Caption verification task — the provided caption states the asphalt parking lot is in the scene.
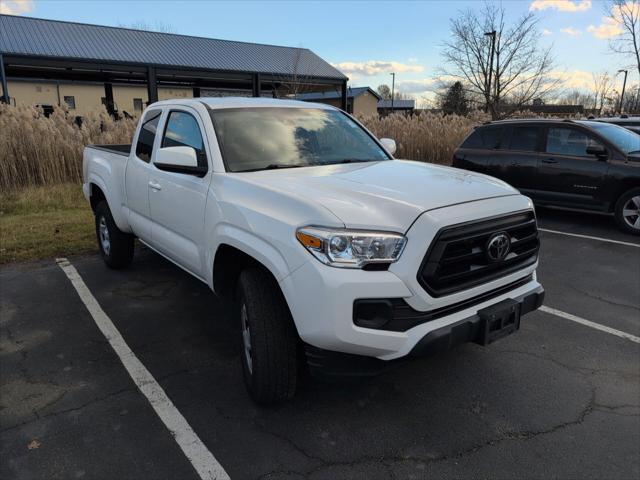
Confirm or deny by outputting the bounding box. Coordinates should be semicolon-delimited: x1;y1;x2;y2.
1;208;639;480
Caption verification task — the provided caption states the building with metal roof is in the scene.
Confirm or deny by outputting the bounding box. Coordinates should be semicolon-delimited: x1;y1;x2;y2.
296;87;381;115
377;99;416;115
0;14;348;114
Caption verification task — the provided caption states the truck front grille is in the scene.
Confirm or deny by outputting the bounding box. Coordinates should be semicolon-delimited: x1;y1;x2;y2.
418;211;539;297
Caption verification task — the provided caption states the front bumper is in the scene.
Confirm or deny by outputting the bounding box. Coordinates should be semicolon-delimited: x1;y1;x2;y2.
303;285;544;377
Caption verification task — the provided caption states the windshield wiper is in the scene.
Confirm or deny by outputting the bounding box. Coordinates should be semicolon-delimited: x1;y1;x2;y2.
334;158;379;164
241;163;307;172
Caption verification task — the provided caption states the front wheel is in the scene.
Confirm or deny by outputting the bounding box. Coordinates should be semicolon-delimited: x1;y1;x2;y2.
236;268;298;404
95;201;135;269
614;188;640;236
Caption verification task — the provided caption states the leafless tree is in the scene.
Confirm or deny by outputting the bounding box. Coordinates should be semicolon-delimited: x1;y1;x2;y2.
592;71;614;114
440;3;558;119
118;21;175;33
560;89;594;107
605;0;640;79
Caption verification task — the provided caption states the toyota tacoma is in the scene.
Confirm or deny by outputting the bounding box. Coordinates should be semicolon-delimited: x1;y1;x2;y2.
83;98;544;403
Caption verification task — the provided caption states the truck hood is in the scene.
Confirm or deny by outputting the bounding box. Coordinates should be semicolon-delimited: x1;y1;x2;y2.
243;160;519;232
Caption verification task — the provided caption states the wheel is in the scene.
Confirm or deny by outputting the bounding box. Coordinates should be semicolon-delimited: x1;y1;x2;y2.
614;188;640;236
94;201;135;269
236;267;298;403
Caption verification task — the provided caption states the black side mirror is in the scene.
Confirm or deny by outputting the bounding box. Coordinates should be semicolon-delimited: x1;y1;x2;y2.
586;145;608;159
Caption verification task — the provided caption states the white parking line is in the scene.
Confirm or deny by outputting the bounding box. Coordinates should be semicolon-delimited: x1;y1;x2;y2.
540;305;640;344
538;228;640;248
56;258;230;480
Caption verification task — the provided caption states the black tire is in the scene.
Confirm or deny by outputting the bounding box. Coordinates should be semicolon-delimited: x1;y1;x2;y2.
614;188;640;236
236;267;298;404
94;201;135;269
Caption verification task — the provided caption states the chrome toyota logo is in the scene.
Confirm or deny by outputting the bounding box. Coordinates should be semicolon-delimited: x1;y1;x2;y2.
486;232;511;262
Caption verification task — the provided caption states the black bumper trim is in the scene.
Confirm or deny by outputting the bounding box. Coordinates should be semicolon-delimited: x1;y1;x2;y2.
408;285;544;358
305;285;545;378
354;274;534;332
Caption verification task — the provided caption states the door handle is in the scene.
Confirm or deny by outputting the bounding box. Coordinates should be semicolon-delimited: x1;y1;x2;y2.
541;158;558;164
148;180;162;191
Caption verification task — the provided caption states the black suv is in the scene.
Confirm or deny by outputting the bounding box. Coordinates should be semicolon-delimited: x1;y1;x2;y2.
453;119;640;235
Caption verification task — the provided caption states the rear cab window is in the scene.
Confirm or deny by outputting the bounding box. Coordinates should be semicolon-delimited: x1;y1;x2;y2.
135;109;162;162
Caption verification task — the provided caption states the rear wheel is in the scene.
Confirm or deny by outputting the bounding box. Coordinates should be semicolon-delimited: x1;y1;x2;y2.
236;267;298;404
95;201;134;269
614;188;640;236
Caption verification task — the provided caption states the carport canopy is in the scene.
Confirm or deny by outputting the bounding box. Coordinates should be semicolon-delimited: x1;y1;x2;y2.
0;14;348;111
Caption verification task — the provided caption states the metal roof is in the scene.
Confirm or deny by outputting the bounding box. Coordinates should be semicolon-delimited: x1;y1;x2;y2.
377;99;415;109
296;87;380;101
0;15;346;80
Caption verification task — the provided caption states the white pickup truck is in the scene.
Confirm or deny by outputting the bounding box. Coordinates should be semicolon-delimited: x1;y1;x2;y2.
83;98;544;403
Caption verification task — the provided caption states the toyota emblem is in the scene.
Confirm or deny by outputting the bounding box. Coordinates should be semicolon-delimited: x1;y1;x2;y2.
486;232;511;262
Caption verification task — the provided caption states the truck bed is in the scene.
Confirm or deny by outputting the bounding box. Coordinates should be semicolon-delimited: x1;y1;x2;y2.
87;144;131;156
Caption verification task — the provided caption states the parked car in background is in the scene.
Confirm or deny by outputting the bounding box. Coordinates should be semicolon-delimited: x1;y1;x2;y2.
593;116;640;134
453;119;640;235
83;98;544;403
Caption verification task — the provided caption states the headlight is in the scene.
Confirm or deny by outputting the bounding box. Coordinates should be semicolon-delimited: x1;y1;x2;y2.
296;227;407;268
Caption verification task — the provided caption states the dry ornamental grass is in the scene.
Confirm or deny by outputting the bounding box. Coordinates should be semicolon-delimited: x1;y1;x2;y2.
0;104;137;191
358;111;488;166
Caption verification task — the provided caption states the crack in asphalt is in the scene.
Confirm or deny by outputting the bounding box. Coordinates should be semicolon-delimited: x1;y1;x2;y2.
0;386;134;434
254;388;598;479
568;284;640;312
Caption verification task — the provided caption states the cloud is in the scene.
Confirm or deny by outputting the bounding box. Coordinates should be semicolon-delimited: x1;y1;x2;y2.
549;70;594;90
530;0;591;12
332;60;424;77
0;0;34;15
395;79;439;94
587;2;639;39
542;29;553;36
560;26;582;36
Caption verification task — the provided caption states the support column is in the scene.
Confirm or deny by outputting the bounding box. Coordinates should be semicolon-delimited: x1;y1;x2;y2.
193;87;201;98
147;66;158;104
0;53;9;104
340;81;348;111
104;82;115;116
252;73;261;97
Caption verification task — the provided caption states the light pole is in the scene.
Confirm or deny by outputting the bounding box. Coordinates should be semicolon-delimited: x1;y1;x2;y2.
390;72;395;114
617;69;628;114
484;30;496;115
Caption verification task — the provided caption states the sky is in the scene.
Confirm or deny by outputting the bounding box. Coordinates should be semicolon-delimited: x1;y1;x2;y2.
1;0;636;103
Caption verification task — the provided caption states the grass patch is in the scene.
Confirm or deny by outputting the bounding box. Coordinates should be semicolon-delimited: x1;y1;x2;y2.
0;184;96;264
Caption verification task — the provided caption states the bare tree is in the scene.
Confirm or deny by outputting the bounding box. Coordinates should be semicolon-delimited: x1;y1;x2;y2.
440;3;558;119
118;21;175;33
592;71;614;114
560;89;594;107
377;84;392;100
271;48;318;99
605;0;640;79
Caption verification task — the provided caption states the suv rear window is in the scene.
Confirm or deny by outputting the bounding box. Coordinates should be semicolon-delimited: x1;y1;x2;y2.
461;126;504;149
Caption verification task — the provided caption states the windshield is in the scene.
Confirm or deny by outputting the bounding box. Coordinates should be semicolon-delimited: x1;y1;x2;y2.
209;107;391;172
584;122;640;154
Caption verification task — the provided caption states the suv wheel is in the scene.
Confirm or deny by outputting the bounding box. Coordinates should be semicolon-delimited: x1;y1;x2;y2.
95;201;135;269
236;267;298;403
614;188;640;236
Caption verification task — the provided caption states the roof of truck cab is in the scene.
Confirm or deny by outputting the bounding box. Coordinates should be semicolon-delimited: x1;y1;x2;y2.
151;97;336;110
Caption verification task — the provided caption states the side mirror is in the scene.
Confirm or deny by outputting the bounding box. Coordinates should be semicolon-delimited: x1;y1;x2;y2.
380;138;397;156
586;144;608;159
154;146;207;176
